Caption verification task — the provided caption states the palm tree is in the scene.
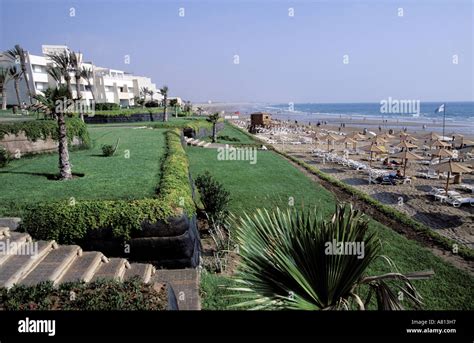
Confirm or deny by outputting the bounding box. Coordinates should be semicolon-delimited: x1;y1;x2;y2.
69;51;84;121
231;204;433;310
46;66;64;86
4;45;33;104
0;67;13;110
148;89;154;101
159;85;168;122
46;49;73;95
33;85;74;180
8;66;22;108
140;87;149;107
80;66;96;101
207;112;220;143
197;106;203;116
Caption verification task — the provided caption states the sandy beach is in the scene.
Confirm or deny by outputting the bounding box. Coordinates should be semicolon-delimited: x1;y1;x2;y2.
202;104;474;250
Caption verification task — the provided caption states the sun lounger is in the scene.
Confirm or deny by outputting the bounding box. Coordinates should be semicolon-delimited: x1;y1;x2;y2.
459;184;474;193
446;195;474;207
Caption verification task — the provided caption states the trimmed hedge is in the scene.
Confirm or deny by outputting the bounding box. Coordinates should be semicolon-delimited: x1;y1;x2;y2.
229;122;474;261
0;118;90;148
0;277;167;310
94;102;120;111
89;107;164;116
20;128;195;243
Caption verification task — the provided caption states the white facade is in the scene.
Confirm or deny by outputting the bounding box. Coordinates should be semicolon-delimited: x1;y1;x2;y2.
1;45;162;108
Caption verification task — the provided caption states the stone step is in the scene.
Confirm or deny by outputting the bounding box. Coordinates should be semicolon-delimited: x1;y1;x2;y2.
0;240;56;289
0;232;33;267
91;257;129;282
203;142;211;148
57;251;105;284
0;226;10;237
124;263;155;283
19;245;82;286
196;141;206;147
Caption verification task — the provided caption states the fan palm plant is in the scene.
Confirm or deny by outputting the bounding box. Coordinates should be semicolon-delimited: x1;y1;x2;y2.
207;112;220;143
4;45;33;104
159;85;168;121
148;89;154;101
0;67;13;110
231;204;433;310
8;66;23;107
80;66;96;101
33;85;74;180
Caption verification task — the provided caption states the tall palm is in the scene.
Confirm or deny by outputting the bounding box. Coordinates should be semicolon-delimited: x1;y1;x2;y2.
33;85;74;180
140;87;149;107
148;89;154;101
159;85;169;122
0;67;13;110
197;106;203;116
8;66;22;107
207;112;220;143
46;66;64;86
69;51;84;120
231;204;433;310
4;45;33;104
46;50;73;95
80;66;96;101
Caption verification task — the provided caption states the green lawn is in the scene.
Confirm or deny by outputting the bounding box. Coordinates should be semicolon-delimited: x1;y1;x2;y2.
187;144;474;310
0;127;166;216
202;122;256;145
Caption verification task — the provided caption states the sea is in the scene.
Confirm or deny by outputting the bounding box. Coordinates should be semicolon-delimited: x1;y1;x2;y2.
235;101;474;135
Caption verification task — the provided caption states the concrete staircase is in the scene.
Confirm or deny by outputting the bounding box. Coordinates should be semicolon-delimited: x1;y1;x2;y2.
0;226;155;289
184;137;212;148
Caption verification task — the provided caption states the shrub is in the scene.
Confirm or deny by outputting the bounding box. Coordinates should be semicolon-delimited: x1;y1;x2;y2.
217;135;240;142
101;144;115;157
145;101;159;108
20;128;195;243
0;146;11;168
195;171;231;221
94;103;120;111
0;277;167;310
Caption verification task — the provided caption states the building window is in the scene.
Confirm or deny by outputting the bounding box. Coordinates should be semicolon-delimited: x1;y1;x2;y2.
33;65;45;73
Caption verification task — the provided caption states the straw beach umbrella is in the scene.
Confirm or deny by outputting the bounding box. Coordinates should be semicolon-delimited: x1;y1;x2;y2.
433;161;472;192
432;139;450;149
396;141;418;151
431;148;455;164
423;132;442;141
362;143;386;166
391;150;423;177
369;136;388;145
379;132;395;140
347;132;366;141
321;133;341;152
340;136;357;150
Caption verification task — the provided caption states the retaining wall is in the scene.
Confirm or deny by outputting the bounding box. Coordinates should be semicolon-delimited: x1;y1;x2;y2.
0;132;83;155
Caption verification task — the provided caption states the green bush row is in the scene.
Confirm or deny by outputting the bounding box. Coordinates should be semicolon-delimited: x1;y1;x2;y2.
0;277;167;310
94;102;120;111
228;123;474;261
20;128;195;243
0;118;90;148
87;107;165;116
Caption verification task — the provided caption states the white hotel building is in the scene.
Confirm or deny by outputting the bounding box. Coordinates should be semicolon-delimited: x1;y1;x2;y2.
1;44;162;108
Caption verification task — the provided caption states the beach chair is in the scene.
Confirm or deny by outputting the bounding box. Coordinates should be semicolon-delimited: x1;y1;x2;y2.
446;195;474;207
459;184;474;193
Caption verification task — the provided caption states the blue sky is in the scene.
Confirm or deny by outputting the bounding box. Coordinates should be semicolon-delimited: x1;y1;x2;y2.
1;0;472;103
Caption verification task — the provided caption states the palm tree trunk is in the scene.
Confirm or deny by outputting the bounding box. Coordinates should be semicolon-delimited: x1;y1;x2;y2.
14;79;21;107
65;76;73;96
212;122;217;143
88;81;96;101
75;75;84;121
1;88;6;110
163;96;168;122
21;66;32;104
57;112;73;180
